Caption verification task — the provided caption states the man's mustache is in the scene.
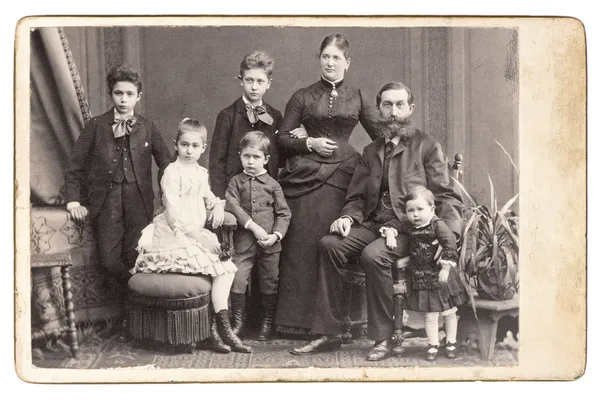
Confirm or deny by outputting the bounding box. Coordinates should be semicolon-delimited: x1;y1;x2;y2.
374;114;413;140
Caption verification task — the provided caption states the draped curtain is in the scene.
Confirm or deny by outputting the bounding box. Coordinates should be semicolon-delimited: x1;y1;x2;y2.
30;27;91;205
29;28;124;343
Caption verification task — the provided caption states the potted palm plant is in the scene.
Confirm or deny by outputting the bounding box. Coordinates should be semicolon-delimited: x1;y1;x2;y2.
453;143;520;303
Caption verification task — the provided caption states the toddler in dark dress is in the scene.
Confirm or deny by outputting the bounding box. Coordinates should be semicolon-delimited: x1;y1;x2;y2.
382;186;466;361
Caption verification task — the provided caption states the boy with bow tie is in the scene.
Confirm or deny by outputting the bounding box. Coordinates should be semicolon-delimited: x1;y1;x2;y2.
65;64;172;337
209;50;288;200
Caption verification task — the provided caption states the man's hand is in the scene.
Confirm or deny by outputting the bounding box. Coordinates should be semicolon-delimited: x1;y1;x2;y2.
257;234;278;249
69;206;89;222
329;217;352;237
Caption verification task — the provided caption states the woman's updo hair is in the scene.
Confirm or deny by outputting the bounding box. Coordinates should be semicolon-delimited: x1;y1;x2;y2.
405;185;435;207
176;118;207;143
319;33;351;59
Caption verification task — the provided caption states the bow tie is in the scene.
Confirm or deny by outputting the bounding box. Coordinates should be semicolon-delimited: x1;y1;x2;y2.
113;115;137;138
245;103;273;125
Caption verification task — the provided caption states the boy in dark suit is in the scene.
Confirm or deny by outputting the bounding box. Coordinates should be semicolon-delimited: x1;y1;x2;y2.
65;64;172;332
209;50;306;199
225;131;291;341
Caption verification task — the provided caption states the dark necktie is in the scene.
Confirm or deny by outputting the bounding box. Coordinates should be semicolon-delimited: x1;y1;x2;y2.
113;115;137;138
385;141;396;159
382;141;396;196
245;103;274;125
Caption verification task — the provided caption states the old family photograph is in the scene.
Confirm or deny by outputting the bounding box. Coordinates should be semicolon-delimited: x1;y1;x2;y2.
25;23;520;372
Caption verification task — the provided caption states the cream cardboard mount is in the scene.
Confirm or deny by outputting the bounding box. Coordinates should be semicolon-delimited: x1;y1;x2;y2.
13;15;586;383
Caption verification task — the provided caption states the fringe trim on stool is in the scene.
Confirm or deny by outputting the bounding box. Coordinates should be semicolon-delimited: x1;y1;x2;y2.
129;293;210;310
128;304;210;345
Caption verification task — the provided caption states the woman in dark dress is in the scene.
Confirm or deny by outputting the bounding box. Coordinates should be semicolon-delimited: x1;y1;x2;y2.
274;34;379;336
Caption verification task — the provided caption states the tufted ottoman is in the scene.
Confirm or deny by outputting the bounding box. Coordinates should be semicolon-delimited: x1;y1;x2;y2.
126;212;237;351
128;273;212;350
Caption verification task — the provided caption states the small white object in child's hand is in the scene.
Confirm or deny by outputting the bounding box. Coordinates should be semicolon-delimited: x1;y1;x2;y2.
145;142;149;147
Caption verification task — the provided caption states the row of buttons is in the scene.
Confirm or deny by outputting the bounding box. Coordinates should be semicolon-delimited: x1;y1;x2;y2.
107;168;128;174
328;94;335;119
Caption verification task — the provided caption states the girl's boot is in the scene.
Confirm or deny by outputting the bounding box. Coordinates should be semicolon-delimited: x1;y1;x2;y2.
205;314;231;353
216;309;252;353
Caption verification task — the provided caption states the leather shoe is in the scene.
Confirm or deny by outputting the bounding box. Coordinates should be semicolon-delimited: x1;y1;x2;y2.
289;335;342;355
366;338;393;361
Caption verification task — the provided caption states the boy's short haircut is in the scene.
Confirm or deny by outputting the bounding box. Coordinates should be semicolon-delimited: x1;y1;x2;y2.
239;131;271;156
107;64;142;93
239;51;275;79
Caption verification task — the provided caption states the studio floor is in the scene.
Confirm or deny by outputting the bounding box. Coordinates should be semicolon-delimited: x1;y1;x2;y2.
32;323;519;370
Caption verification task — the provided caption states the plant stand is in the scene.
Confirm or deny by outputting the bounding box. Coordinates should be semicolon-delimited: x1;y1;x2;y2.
457;295;519;361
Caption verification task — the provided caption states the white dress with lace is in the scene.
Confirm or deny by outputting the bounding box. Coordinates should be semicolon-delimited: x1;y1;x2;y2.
131;159;237;276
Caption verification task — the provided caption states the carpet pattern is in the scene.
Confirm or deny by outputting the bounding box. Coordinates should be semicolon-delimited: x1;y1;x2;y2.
33;330;518;370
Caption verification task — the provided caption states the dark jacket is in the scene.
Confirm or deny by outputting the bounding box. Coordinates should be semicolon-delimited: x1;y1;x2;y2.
64;108;172;222
341;127;464;238
225;172;291;254
209;97;283;199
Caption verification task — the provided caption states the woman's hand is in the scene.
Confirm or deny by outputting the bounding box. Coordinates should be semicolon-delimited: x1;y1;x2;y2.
309;137;338;157
69;206;89;222
210;203;225;229
289;124;308;139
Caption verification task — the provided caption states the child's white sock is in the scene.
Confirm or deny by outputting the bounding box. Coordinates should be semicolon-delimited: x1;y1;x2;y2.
442;311;458;344
211;272;235;312
424;312;440;346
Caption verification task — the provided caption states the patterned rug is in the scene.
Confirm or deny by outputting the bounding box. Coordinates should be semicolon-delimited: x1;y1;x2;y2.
32;326;518;370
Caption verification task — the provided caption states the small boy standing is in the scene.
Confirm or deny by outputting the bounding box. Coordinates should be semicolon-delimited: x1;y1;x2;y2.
225;131;291;341
209;50;286;200
65;64;172;334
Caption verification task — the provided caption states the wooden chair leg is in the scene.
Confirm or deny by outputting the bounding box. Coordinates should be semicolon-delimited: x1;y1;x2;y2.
340;281;353;344
60;264;78;358
392;294;405;355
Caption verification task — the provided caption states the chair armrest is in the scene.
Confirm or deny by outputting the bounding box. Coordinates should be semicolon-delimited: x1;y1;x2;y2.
221;211;238;229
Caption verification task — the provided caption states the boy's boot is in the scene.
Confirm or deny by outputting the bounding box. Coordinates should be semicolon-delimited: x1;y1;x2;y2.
216;310;252;353
230;293;247;337
257;293;277;341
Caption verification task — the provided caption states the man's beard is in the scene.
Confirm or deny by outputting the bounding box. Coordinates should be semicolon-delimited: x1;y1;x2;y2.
375;115;413;141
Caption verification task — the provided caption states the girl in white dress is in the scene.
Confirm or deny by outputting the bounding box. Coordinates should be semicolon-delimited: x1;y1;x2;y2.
132;118;251;353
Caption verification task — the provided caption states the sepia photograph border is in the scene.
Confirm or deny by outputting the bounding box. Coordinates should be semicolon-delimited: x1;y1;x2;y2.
14;14;586;383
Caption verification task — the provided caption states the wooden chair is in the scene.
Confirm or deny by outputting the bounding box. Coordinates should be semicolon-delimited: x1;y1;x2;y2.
339;154;464;345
